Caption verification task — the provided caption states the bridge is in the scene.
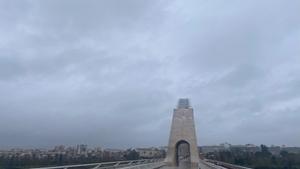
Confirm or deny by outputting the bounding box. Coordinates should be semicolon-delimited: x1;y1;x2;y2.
31;158;251;169
30;99;252;169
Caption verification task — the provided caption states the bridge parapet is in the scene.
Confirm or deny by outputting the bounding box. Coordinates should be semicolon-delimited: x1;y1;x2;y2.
120;161;165;169
30;159;164;169
204;159;252;169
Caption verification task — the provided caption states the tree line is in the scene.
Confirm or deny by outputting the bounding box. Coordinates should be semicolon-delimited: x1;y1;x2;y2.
206;145;300;169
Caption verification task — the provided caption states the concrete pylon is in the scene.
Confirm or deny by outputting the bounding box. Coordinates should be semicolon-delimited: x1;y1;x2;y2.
165;98;200;168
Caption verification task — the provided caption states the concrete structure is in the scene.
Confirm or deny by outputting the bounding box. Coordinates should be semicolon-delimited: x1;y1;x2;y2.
165;98;200;168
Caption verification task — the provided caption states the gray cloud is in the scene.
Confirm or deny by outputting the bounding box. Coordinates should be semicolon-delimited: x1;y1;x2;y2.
0;0;300;149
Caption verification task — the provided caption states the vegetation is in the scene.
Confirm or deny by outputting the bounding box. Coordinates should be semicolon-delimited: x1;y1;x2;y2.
206;145;300;169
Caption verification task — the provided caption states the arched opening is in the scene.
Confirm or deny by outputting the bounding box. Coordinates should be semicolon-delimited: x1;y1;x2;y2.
175;140;191;167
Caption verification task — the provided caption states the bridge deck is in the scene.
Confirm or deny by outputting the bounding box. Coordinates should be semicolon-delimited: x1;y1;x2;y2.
160;159;225;169
30;159;248;169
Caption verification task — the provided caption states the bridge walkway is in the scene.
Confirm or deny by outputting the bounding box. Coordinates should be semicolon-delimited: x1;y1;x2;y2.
160;159;227;169
30;159;250;169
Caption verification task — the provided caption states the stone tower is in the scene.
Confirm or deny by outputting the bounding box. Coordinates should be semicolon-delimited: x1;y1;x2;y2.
165;98;200;167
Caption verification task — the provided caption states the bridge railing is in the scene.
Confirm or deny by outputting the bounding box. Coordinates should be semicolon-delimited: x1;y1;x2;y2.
30;159;164;169
205;159;252;169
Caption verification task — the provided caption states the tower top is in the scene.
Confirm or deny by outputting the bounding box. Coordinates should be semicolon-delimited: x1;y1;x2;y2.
177;98;190;109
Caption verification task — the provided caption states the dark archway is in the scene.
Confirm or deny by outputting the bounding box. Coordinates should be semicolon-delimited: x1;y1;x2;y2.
175;140;191;167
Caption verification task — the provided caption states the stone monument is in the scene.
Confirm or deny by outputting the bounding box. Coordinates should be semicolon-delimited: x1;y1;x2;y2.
165;98;200;168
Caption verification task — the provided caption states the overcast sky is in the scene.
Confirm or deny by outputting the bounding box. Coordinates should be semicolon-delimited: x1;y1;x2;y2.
0;0;300;149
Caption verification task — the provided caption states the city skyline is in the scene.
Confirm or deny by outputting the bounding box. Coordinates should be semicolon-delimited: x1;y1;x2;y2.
1;143;299;151
1;0;300;149
1;143;298;151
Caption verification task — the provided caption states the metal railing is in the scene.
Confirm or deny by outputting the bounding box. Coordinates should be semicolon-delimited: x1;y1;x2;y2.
30;159;164;169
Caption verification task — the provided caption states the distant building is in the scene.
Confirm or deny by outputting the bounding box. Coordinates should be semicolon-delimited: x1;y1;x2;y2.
103;148;124;160
76;144;88;155
54;145;65;152
199;144;260;154
220;143;231;149
269;146;281;155
282;147;300;154
199;145;226;154
136;147;163;158
230;144;260;153
199;143;232;154
159;146;168;152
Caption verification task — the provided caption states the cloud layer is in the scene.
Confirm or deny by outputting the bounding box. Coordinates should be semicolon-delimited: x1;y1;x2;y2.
0;0;300;148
